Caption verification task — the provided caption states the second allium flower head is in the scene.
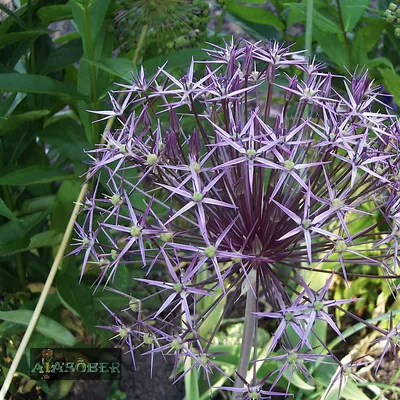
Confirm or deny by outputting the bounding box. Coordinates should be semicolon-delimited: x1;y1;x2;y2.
76;38;400;397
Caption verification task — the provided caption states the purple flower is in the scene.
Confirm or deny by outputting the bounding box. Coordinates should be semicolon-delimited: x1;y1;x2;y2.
73;38;400;397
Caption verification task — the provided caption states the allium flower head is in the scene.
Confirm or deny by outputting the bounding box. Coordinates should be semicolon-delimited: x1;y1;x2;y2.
112;0;209;54
76;38;400;398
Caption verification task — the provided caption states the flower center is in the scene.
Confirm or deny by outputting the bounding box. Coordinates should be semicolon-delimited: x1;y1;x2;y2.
199;355;208;366
246;148;257;159
249;389;260;400
111;249;118;260
343;366;352;376
313;300;325;312
160;232;174;242
192;192;204;202
173;283;183;293
302;219;312;229
192;162;201;172
82;237;92;247
335;240;347;253
331;198;343;208
118;327;128;338
304;87;316;98
284;312;294;322
143;333;154;345
130;225;142;237
204;246;217;258
129;298;140;312
283;160;295;171
287;352;298;363
111;194;123;206
171;338;182;351
146;153;158;165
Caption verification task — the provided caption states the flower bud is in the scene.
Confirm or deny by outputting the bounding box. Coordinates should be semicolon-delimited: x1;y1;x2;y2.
189;129;201;157
387;14;396;23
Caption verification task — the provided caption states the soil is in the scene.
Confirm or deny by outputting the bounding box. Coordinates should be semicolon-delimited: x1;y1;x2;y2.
65;351;184;400
374;356;400;400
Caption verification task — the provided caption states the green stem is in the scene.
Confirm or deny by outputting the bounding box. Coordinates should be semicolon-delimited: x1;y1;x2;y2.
305;0;313;58
133;24;148;65
336;0;351;67
213;8;227;39
233;287;256;398
184;356;200;400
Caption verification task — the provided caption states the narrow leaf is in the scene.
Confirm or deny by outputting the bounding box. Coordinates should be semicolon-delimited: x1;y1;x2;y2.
37;4;73;24
0;310;77;346
86;57;137;82
0;73;87;99
227;0;284;31
0;198;17;220
340;0;369;32
0;166;74;185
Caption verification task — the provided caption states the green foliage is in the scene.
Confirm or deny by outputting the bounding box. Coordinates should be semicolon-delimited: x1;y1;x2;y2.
0;310;77;346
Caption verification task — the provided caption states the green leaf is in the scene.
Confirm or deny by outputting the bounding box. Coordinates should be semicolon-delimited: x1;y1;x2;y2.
351;18;385;57
86;57;137;82
0;30;52;49
41;39;83;74
54;31;81;44
39;118;90;161
0;310;77;346
0;0;41;34
285;3;342;34
379;68;400;106
0;166;74;186
0;231;60;256
0;198;17;220
0;209;50;247
225;11;282;40
56;268;96;332
0;3;28;30
367;57;394;71
350;19;385;68
340;0;369;32
28;230;61;250
0;237;30;257
315;29;347;69
37;4;73;24
19;195;56;215
0;73;87;100
50;180;82;235
0;110;50;136
226;0;284;31
70;0;111;53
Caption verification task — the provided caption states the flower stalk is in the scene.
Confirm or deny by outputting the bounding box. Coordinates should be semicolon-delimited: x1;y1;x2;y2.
234;284;257;398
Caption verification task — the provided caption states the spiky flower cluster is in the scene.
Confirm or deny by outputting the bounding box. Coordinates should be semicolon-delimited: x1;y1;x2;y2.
386;2;400;38
112;0;209;54
74;39;400;398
